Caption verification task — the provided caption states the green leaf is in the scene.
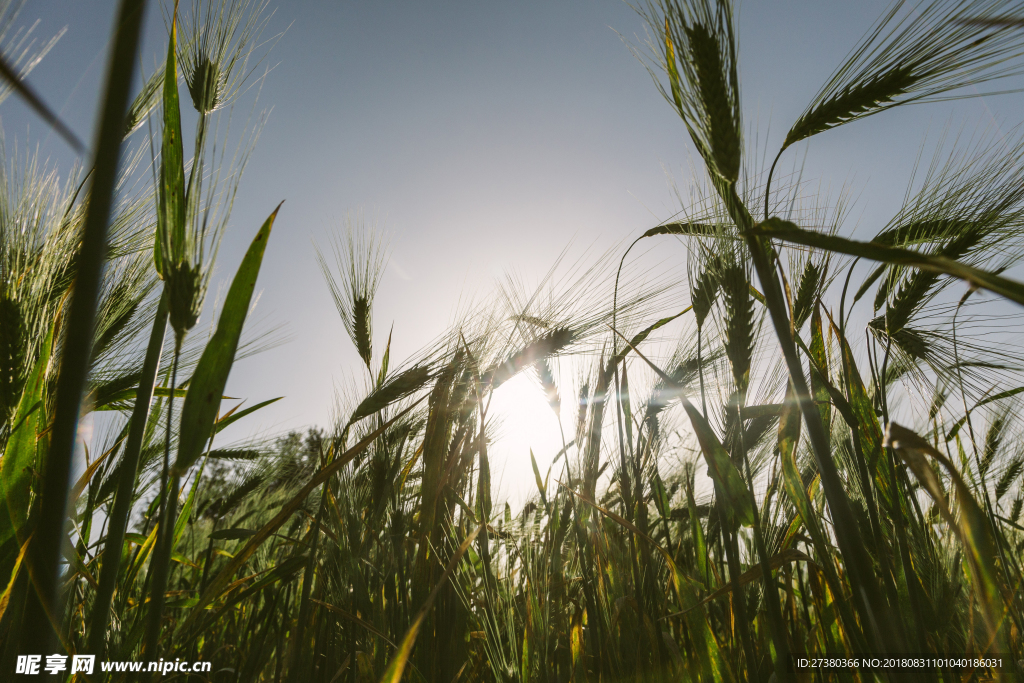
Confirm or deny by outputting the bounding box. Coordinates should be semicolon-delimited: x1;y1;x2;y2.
124;525;158;590
681;398;754;529
0;324;52;565
155;16;186;279
521;623;532;683
684;483;709;586
609;307;692;376
778;384;819;556
170;551;197;568
378;526;481;683
885;423;1007;646
172;457;207;545
530;448;547;506
94;385;190;410
173;205;282;474
212;396;283;435
753;218;1024;308
651;470;671;520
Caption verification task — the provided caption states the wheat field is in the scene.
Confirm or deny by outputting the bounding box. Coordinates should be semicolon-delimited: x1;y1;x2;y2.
1;0;1024;681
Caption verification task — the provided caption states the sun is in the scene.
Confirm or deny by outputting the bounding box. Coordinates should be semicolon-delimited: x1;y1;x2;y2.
485;371;566;509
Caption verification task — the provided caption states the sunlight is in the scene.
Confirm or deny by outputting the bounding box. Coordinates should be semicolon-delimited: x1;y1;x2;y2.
485;371;566;509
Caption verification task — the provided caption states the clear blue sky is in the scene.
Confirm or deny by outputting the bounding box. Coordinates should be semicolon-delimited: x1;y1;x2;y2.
11;0;1024;503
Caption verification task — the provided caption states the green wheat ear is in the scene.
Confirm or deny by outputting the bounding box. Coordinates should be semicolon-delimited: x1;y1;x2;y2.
1010;495;1023;524
316;219;389;373
690;263;718;329
782;64;918;151
352;295;372;368
686;22;739;182
791;260;822;330
719;259;754;391
177;0;276;116
996;456;1024;502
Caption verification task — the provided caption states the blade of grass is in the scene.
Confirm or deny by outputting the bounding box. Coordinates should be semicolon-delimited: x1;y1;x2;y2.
751;217;1024;307
884;422;1008;649
212;396;283;435
0;534;31;624
377;525;482;683
667;548;812;617
22;0;147;653
145;204;282;658
778;381;867;652
607;325;753;528
562;483;730;683
176;397;425;636
0;324;52;572
174;204;282;474
732;191;904;664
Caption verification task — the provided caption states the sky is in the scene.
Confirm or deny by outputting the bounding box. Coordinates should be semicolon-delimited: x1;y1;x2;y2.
8;0;1024;506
